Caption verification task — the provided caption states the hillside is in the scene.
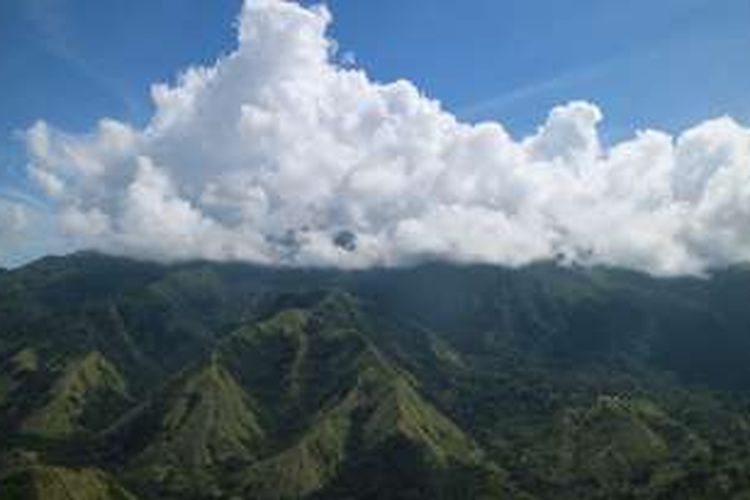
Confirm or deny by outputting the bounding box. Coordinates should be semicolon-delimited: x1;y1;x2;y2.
0;465;137;500
2;253;750;498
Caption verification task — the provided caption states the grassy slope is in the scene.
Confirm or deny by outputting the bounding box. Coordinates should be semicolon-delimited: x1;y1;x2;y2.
0;466;137;500
131;356;265;469
21;352;131;438
233;298;490;499
4;256;750;498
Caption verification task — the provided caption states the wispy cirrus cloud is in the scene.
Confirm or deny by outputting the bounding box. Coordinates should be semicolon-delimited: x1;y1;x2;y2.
23;0;145;121
457;61;614;122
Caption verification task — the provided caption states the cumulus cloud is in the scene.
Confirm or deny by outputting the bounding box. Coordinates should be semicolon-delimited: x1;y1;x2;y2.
24;0;750;274
0;193;65;267
0;199;32;262
0;200;29;236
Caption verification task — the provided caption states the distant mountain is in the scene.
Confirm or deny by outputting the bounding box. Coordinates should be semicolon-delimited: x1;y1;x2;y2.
2;253;750;498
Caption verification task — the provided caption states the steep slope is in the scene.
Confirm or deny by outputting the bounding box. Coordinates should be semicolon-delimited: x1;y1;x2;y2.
530;396;712;498
306;375;507;500
224;295;502;499
102;293;502;499
3;254;750;498
105;356;265;498
20;352;131;438
130;358;264;467
0;466;136;500
0;348;40;408
238;373;499;500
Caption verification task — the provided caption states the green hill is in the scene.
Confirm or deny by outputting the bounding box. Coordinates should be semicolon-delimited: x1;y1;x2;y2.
3;253;750;498
0;466;136;500
21;352;131;438
126;358;265;467
234;304;486;499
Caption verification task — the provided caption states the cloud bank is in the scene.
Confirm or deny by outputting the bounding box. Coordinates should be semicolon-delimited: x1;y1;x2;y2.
0;200;29;245
25;0;750;274
0;197;40;267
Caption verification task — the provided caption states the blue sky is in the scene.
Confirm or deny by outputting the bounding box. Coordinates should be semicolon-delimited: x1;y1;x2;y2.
1;0;750;268
2;0;749;187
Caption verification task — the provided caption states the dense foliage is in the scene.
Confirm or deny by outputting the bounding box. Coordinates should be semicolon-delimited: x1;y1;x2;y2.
2;253;750;499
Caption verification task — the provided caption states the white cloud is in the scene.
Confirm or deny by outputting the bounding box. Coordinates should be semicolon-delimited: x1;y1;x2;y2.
0;199;33;264
24;0;750;275
0;201;29;234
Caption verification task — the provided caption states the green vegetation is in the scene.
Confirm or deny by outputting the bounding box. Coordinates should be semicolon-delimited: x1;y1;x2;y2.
129;356;265;468
0;466;137;500
21;352;131;438
2;253;750;498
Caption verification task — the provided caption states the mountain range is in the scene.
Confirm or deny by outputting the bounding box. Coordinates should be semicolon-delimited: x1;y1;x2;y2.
2;252;750;499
